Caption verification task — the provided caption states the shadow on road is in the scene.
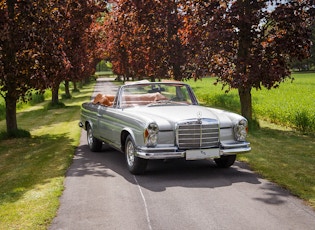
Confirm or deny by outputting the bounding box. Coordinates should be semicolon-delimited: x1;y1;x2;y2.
71;144;261;189
69;143;292;206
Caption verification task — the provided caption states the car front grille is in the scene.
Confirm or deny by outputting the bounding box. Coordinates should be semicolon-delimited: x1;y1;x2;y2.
176;119;219;149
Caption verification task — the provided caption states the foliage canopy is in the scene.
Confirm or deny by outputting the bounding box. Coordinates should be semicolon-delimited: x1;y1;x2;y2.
0;0;107;135
105;0;314;120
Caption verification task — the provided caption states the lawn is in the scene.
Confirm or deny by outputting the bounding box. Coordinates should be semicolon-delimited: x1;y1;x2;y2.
0;82;95;230
0;73;314;229
187;72;315;133
238;124;315;208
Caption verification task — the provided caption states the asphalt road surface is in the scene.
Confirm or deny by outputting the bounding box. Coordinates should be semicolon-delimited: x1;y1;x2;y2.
50;78;315;230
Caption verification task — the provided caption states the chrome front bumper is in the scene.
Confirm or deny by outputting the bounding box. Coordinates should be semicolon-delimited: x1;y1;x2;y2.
136;142;251;160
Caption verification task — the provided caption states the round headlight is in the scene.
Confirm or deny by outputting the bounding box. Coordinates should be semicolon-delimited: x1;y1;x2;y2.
234;119;248;141
144;123;159;146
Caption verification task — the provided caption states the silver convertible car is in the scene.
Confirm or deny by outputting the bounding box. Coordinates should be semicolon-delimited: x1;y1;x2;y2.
79;80;251;174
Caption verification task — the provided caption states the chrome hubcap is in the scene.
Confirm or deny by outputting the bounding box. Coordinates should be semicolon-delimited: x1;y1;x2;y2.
87;129;93;146
126;141;135;166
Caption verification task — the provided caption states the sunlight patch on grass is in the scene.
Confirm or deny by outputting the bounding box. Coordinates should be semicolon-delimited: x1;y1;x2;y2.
0;177;63;230
0;81;95;230
238;126;315;209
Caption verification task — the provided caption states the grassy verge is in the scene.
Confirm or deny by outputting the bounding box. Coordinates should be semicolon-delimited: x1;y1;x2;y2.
187;72;315;133
0;82;95;230
238;123;315;209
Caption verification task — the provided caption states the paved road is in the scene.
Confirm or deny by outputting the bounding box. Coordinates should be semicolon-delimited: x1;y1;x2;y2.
50;78;315;230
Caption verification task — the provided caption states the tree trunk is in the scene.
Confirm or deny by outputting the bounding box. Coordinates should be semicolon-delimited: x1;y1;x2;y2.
166;4;183;81
5;0;18;133
5;92;18;134
51;83;60;105
236;1;253;121
172;63;181;81
73;81;79;92
238;87;252;121
64;80;71;98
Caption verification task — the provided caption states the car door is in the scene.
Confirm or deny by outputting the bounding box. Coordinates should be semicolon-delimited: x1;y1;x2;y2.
97;105;114;143
97;105;123;147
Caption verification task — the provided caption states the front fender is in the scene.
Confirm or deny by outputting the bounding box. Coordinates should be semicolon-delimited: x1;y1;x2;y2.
121;127;145;151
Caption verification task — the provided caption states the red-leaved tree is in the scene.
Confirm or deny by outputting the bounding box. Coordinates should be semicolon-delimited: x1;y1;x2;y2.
0;0;70;135
105;0;186;81
50;0;107;105
105;0;313;121
180;0;314;120
0;0;107;134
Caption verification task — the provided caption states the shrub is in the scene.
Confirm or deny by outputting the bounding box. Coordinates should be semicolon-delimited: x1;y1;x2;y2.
211;94;240;113
293;110;315;133
29;92;45;105
0;102;5;120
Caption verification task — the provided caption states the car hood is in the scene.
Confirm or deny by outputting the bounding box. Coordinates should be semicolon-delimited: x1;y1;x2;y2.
123;105;244;130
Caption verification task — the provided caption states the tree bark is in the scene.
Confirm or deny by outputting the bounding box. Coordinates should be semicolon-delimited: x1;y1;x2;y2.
5;0;18;134
64;80;71;98
236;0;253;121
5;90;18;134
238;87;252;121
51;83;60;105
73;81;79;92
167;5;182;81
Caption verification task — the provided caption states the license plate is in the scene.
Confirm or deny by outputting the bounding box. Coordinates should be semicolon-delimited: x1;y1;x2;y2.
186;148;220;160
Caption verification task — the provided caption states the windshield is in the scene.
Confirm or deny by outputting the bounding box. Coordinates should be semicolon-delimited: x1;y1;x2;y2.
119;83;197;108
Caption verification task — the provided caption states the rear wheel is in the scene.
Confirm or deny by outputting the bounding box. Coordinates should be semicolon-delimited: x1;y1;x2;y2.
214;155;236;168
125;135;148;174
87;124;102;152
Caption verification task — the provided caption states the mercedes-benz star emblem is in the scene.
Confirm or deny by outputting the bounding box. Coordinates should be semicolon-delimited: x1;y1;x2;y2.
197;111;202;124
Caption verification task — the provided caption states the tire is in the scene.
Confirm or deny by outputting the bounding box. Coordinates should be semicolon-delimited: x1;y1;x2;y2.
86;124;102;152
214;155;236;168
125;135;148;174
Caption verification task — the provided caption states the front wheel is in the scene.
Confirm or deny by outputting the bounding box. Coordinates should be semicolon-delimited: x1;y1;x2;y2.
125;135;148;174
87;124;102;152
214;155;236;168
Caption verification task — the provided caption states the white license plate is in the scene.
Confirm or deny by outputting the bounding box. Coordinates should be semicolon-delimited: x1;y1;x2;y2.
186;149;220;160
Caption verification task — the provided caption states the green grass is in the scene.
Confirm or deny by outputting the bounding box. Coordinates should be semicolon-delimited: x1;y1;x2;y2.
238;123;315;209
0;82;95;230
187;72;315;133
0;90;51;121
94;71;114;77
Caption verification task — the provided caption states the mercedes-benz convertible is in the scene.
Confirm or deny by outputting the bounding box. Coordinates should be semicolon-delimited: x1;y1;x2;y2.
79;80;251;174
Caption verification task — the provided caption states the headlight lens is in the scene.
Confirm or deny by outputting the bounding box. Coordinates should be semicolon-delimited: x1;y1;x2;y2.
144;123;159;146
233;119;248;141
